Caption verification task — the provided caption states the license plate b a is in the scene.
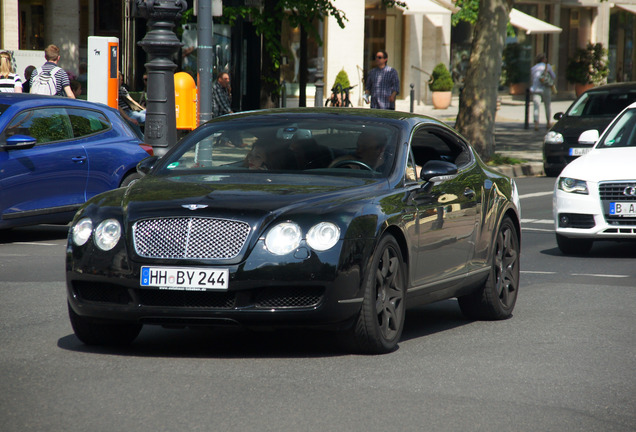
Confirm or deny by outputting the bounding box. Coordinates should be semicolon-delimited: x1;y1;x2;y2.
609;202;636;217
140;267;229;291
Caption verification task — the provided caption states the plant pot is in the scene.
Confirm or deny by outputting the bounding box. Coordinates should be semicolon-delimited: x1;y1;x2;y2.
431;91;452;109
574;83;595;97
509;83;527;95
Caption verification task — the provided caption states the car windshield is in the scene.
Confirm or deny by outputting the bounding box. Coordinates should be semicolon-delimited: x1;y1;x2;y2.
157;118;400;178
566;91;636;117
596;108;636;149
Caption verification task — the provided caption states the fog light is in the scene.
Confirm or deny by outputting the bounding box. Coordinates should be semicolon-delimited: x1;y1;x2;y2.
559;214;570;228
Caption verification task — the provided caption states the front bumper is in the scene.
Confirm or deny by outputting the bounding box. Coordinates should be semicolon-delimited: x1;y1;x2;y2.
66;237;372;329
553;187;636;239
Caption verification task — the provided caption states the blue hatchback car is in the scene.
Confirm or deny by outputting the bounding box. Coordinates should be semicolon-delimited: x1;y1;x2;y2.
0;93;153;230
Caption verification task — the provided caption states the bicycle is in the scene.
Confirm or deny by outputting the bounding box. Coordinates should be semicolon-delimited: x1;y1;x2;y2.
325;83;356;107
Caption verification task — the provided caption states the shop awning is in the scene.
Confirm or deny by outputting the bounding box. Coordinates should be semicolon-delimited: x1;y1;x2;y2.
616;3;636;14
509;9;562;34
398;0;457;16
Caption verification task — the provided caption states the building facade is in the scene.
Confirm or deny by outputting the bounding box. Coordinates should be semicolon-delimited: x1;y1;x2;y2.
2;0;636;106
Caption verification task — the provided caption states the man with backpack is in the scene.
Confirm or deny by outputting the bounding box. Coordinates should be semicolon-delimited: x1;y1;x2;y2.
30;45;75;98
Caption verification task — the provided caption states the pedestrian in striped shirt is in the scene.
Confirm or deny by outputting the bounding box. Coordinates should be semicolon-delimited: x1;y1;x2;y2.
0;52;23;93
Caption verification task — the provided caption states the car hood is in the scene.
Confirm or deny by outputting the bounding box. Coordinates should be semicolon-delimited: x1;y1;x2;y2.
560;147;636;182
552;116;614;139
121;173;388;223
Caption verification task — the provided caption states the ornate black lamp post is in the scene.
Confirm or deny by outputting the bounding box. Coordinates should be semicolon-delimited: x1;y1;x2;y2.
135;0;187;155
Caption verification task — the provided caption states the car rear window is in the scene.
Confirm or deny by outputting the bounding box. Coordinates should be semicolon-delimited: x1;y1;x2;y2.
0;104;9;115
567;91;636;117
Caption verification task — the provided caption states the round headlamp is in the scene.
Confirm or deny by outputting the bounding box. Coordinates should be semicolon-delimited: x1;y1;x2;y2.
307;222;340;251
94;219;122;251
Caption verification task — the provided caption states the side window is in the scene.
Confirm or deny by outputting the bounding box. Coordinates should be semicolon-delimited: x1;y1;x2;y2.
410;127;472;169
5;108;73;144
67;108;111;138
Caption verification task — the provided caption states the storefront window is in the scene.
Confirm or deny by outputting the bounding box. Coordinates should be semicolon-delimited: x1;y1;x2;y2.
280;18;320;97
18;0;45;50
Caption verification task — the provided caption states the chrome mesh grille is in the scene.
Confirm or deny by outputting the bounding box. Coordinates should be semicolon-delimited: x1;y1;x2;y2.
133;217;251;259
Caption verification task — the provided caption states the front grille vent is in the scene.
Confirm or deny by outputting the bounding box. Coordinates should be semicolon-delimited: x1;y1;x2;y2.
599;182;636;201
133;217;251;260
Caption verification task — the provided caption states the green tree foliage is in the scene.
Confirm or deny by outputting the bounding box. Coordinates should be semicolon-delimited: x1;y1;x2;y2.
221;0;405;108
332;68;350;91
429;63;454;91
566;42;610;85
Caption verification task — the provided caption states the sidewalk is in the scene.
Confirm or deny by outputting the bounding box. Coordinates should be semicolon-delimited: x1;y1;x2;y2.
395;94;575;177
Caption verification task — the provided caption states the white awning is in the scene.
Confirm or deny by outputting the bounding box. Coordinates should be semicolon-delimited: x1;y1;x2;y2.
616;4;636;15
398;0;456;16
509;9;562;34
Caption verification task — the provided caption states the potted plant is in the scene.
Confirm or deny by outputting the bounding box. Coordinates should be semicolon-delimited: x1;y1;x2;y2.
566;42;609;96
429;63;454;109
502;43;530;95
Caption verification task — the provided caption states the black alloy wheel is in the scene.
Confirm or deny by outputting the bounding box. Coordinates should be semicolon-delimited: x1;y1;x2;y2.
342;235;406;354
458;217;520;320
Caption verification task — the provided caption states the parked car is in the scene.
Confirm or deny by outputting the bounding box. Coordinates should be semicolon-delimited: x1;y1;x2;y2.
543;82;636;177
0;93;153;230
66;108;521;354
554;102;636;255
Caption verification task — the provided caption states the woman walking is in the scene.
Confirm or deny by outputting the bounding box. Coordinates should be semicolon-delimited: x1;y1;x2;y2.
0;52;23;93
530;53;556;130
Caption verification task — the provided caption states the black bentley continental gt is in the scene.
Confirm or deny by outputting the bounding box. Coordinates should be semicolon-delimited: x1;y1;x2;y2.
66;108;521;353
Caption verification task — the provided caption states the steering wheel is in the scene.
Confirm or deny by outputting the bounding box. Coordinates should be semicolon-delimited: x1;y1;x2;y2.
331;159;374;171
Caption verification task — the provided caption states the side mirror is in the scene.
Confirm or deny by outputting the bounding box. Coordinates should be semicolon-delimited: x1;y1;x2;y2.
137;156;159;176
1;134;37;150
578;129;599;145
553;112;564;121
420;160;458;183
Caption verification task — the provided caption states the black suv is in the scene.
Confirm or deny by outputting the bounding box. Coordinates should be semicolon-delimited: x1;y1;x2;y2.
543;82;636;176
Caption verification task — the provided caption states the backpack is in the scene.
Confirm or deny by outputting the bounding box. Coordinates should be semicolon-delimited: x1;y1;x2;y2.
540;65;554;87
30;66;61;95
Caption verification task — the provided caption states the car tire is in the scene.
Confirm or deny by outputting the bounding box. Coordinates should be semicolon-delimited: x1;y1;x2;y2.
341;235;406;354
68;302;142;346
458;216;520;320
556;233;593;255
120;172;142;188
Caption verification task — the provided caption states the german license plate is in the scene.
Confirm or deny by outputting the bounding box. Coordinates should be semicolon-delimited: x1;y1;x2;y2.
140;267;229;291
609;202;636;217
569;147;591;156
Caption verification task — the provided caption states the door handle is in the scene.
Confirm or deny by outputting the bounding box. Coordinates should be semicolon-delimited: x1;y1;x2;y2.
71;156;87;163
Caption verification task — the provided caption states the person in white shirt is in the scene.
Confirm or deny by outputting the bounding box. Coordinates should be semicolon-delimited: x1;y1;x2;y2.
530;53;556;130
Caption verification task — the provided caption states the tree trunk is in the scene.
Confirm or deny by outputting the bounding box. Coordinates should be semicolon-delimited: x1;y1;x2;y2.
455;0;512;161
299;25;308;107
260;0;281;109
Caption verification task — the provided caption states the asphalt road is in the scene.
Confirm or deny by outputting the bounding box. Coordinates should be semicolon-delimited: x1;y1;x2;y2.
1;177;635;432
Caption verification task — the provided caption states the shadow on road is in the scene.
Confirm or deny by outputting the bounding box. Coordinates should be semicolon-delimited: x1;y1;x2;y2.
57;300;472;358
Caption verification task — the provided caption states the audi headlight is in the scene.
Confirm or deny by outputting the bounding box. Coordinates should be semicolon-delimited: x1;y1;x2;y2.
558;177;589;195
265;222;302;255
94;219;122;251
307;222;340;251
544;131;564;144
72;218;93;246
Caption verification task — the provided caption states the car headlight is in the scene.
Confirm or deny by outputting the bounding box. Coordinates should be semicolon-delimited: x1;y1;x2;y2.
94;219;122;251
558;177;589;195
544;131;564;144
307;222;340;251
265;222;302;255
72;218;93;246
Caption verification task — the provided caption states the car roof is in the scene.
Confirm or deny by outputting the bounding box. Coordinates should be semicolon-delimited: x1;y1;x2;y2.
583;82;636;93
207;107;446;130
0;92;116;113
